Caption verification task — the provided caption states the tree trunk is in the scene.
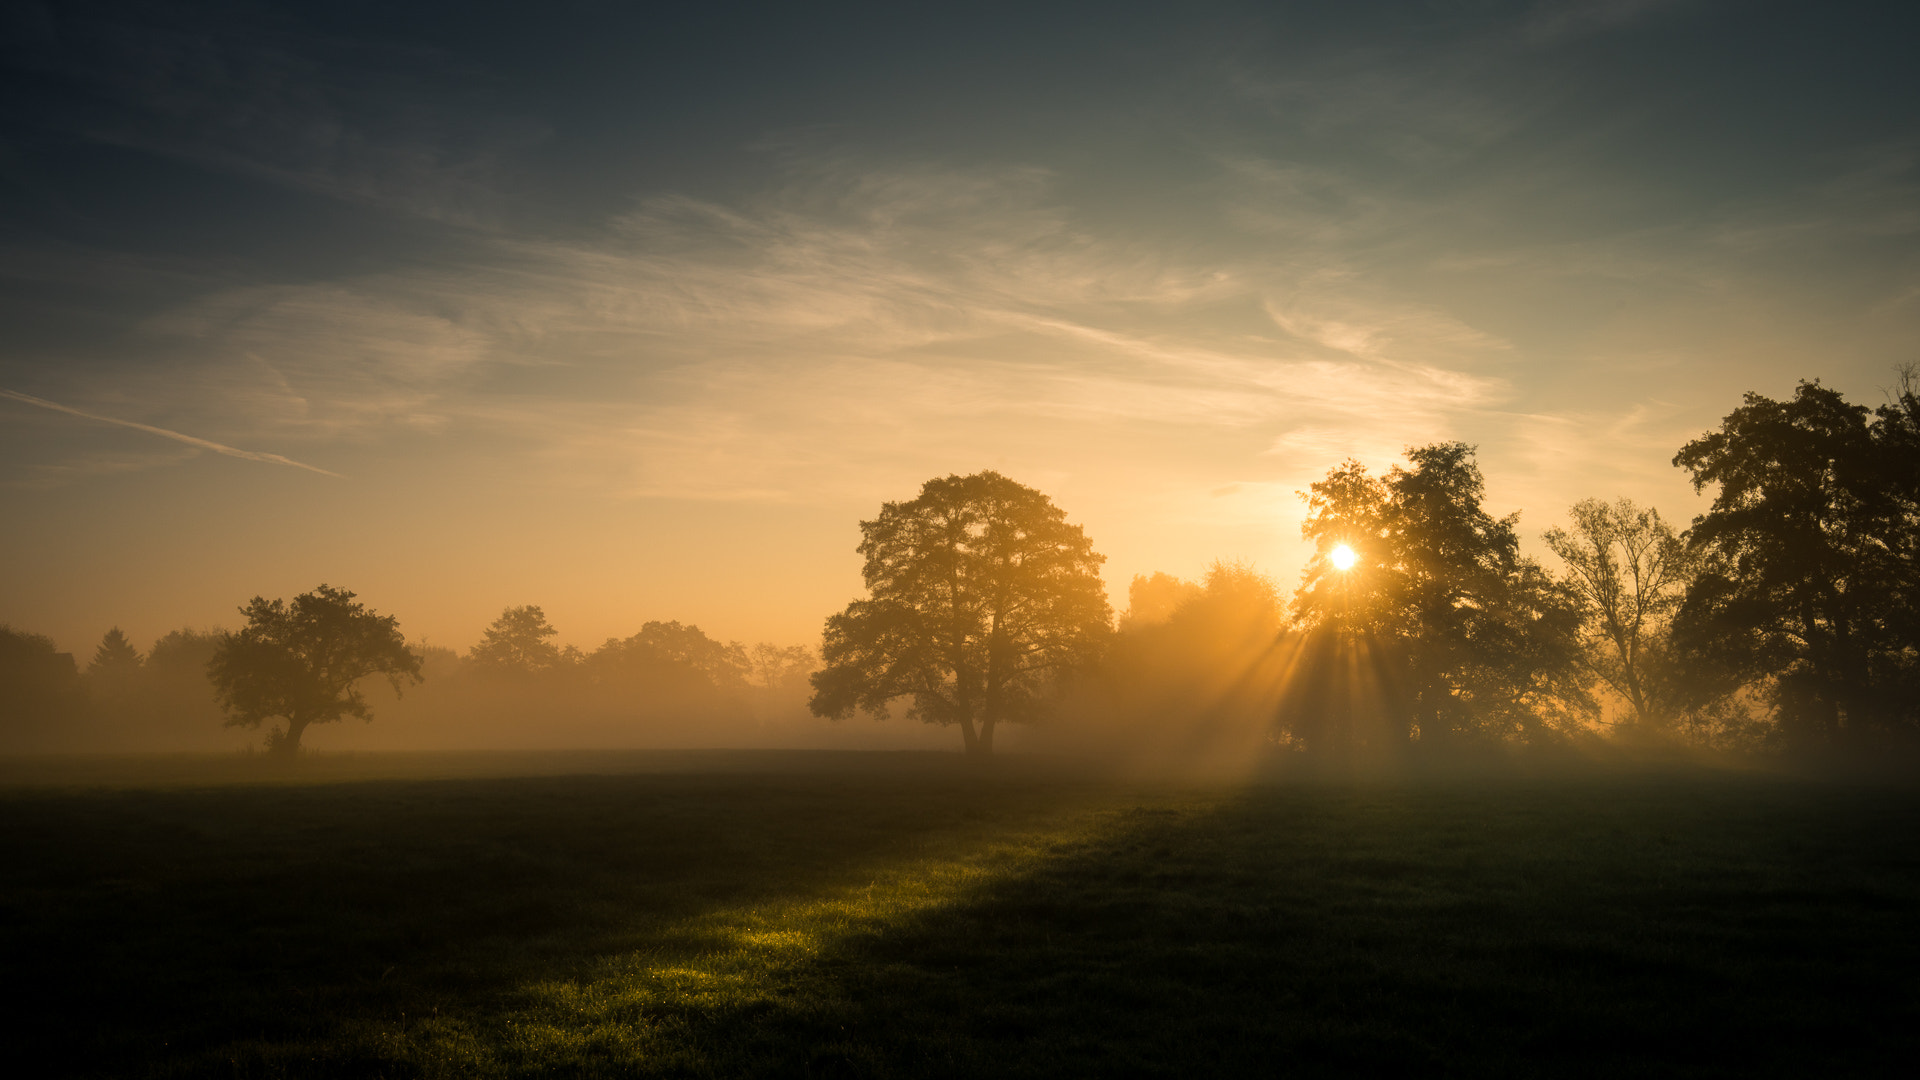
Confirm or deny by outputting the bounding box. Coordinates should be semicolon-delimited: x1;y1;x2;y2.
277;716;309;756
957;714;979;755
977;715;996;756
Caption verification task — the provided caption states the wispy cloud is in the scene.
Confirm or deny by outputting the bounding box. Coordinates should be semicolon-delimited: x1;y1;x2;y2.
4;152;1549;512
0;389;343;477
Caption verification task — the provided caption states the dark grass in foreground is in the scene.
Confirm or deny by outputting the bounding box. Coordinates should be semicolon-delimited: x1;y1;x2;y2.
2;753;1917;1077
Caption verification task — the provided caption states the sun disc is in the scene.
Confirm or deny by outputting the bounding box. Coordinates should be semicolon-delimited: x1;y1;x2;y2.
1330;544;1358;571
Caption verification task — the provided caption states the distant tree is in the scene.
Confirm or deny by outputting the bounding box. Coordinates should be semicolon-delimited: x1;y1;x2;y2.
88;627;143;677
810;471;1112;756
1289;444;1586;747
209;585;423;755
747;643;816;691
1673;379;1920;749
632;621;749;688
1166;561;1282;644
148;628;223;673
590;621;749;692
1092;560;1288;762
469;605;563;676
143;628;228;733
82;626;145;719
1121;572;1204;629
0;624;83;747
1545;499;1701;730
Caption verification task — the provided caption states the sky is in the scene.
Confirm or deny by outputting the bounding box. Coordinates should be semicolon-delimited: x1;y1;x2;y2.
2;0;1917;658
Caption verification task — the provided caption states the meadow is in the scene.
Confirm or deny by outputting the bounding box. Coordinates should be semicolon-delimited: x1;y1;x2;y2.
2;751;1916;1077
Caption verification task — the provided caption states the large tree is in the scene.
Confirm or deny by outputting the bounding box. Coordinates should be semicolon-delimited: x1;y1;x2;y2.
209;585;423;755
809;471;1111;755
1672;379;1920;749
1288;443;1585;748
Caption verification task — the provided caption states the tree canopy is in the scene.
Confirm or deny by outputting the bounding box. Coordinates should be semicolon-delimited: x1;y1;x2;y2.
469;605;563;676
209;585;423;755
810;471;1111;755
1672;379;1920;749
1288;443;1585;748
1544;499;1700;730
87;627;142;677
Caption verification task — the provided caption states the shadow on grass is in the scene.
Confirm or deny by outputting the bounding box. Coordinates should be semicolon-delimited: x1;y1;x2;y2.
5;762;1919;1077
0;755;1147;1077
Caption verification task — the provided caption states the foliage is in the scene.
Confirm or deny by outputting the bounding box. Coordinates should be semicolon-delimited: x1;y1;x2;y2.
1288;443;1586;748
138;628;229;739
86;627;142;679
810;471;1112;755
468;605;563;676
0;624;82;747
1120;571;1204;629
208;585;423;754
1545;498;1713;731
1164;561;1281;643
1086;561;1287;765
1673;380;1920;750
589;620;750;692
748;643;817;691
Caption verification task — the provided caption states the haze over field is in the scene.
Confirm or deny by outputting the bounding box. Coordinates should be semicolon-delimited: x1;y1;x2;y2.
2;0;1917;664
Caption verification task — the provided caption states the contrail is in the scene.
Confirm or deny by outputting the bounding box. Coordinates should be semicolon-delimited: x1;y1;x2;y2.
0;388;344;478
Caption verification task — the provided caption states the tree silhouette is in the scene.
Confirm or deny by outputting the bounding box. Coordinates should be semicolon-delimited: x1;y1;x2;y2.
748;643;816;691
810;471;1111;756
589;621;749;692
209;585;422;755
0;624;82;748
1099;561;1288;763
1290;444;1585;747
1673;380;1920;749
88;627;142;676
1545;499;1699;730
1121;572;1205;630
470;605;563;676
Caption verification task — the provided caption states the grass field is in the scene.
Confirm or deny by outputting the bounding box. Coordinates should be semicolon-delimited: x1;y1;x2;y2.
2;751;1917;1077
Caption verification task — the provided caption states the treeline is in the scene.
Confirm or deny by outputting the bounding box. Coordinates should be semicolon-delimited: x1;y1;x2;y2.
3;373;1915;761
0;606;861;753
1062;374;1920;763
0;626;229;752
378;608;837;751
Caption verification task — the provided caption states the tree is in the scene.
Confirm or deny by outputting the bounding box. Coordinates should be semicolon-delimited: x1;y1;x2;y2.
747;643;816;692
0;624;83;749
1121;572;1204;629
86;627;144;702
1545;499;1700;730
209;585;423;755
88;627;143;677
144;628;227;735
1288;444;1585;748
810;471;1112;756
469;605;563;676
1672;380;1920;749
589;621;749;692
1096;561;1288;763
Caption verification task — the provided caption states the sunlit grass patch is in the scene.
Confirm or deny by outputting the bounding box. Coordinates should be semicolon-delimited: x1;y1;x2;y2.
427;799;1162;1075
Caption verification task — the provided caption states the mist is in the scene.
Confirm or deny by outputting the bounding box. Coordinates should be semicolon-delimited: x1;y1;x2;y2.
6;368;1912;773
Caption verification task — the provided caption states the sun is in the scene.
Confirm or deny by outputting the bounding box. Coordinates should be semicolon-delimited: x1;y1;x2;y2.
1330;544;1358;571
